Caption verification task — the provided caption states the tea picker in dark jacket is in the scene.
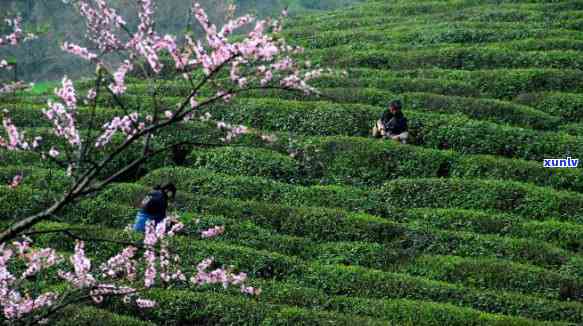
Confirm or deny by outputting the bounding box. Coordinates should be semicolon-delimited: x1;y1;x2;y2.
372;100;409;144
133;183;177;232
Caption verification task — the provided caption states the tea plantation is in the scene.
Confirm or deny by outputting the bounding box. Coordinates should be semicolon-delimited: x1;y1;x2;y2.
5;0;583;324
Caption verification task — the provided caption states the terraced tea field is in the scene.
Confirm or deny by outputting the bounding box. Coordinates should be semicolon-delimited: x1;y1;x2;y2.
4;0;583;324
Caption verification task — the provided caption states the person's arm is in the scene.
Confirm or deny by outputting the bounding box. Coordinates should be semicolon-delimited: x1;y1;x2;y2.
381;111;392;125
392;117;407;134
386;116;398;132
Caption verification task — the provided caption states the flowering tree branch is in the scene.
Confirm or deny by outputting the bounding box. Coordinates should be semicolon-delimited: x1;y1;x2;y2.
0;217;257;324
0;1;326;244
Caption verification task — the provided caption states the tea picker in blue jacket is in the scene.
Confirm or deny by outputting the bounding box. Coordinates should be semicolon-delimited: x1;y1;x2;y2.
133;183;177;232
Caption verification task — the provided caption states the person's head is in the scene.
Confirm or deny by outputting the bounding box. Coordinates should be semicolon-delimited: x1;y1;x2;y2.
389;100;402;114
154;183;177;200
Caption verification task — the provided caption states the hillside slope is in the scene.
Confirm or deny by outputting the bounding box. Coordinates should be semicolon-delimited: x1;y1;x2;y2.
3;0;583;324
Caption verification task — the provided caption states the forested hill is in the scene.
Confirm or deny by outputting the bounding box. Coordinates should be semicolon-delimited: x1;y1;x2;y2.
0;0;362;82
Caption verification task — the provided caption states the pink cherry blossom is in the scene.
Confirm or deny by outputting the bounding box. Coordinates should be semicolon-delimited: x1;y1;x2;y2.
95;112;140;147
8;175;22;189
110;61;133;95
3;292;58;320
0;16;25;50
167;222;184;237
86;88;97;101
100;246;137;280
241;286;261;296
44;101;81;147
61;42;98;61
136;298;156;308
58;240;96;288
43;77;82;147
201;226;225;239
143;249;156;288
48;147;60;158
12;241;29;256
56;76;77;108
76;0;126;53
21;248;61;279
0;117;30;150
89;284;135;304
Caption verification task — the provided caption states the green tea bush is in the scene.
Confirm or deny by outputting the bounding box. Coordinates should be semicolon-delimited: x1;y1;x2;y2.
56;306;155;326
382;178;583;223
348;68;583;99
82;189;406;244
0;166;69;191
280;135;583;190
0;185;47;220
138;167;390;215
188;147;301;183
207;98;376;137
403;208;583;252
403;92;558;129
295;264;583;323
205;97;583;162
141;167;583;223
111;289;390;325
285;136;454;186
256;280;544;326
313;46;583;70
398;255;575;298
417;114;583;161
311;75;480;97
60;192;571;271
559;122;583;136
36;220;579;323
450;154;583;192
514;92;583;122
242;89;555;129
498;38;583;52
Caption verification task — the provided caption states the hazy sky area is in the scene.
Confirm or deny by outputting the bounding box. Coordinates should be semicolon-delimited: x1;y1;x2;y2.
0;0;361;82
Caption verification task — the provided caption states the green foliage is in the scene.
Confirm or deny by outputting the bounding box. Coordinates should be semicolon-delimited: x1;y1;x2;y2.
31;220;583;323
188;147;301;183
313;46;583;70
197;97;583;162
55;306;155;326
110;289;391;325
139;167;390;215
8;0;583;323
382;178;583;223
403;92;558;130
295;264;583;323
514;92;583;122
399;255;576;298
347;68;583;99
403;208;583;252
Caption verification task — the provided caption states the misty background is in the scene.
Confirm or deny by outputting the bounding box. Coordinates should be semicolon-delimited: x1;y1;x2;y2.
0;0;361;83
